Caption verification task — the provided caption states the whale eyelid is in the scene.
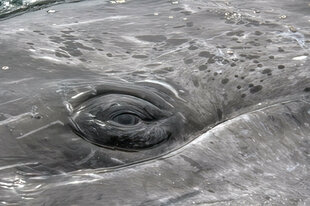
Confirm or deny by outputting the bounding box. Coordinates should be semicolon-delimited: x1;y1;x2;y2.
71;91;91;99
136;79;187;102
63;83;175;111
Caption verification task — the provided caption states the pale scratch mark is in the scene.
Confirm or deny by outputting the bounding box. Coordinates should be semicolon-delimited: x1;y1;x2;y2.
2;78;34;85
110;157;125;164
75;149;96;165
121;36;149;45
0;98;23;107
0;112;32;126
54;16;129;27
0;162;39;171
137;79;186;102
36;56;62;62
71;91;91;99
16;120;65;139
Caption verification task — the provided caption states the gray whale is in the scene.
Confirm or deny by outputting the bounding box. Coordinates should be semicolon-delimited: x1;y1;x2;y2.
0;0;310;205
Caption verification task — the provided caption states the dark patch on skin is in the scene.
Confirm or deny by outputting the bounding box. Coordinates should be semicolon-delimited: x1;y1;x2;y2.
180;155;204;172
278;65;285;69
186;22;194;27
235;75;239;78
217;45;226;49
250;85;263;93
231;63;236;67
57;40;94;57
269;55;274;59
247;41;260;46
132;55;148;59
79;58;87;62
156;67;174;74
240;54;260;60
61;30;74;34
213;72;218;76
207;57;216;64
254;31;263;35
0;114;7;121
304;87;310;92
208;56;229;64
241;94;246;98
26;42;34;45
198;65;207;71
170;7;183;11
71;41;94;51
278;47;285;52
141;191;200;206
106;53;113;57
145;63;161;67
217;109;223;121
166;39;188;46
262;68;272;75
252;167;264;174
173;25;186;29
181;11;192;15
226;30;244;37
232;58;238;62
198;51;213;58
61;34;78;40
221;78;229;84
188;45;198;50
184;59;193;64
132;71;146;76
49;36;65;43
237;85;241;89
231;37;239;42
257;64;263;67
136;35;167;43
192;77;199;87
249;84;254;88
91;39;102;43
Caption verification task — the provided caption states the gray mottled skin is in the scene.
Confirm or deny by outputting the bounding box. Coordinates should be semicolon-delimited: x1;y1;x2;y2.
0;0;310;205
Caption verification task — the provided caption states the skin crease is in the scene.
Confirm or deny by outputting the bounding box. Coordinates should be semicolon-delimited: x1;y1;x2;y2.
0;0;310;205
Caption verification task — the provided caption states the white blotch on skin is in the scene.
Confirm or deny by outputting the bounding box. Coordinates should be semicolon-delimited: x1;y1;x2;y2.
292;56;307;61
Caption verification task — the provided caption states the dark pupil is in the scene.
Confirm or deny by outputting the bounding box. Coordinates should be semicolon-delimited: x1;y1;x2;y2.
112;114;139;125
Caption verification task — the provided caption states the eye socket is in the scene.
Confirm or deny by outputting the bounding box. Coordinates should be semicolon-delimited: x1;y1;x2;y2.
111;113;140;125
69;93;183;151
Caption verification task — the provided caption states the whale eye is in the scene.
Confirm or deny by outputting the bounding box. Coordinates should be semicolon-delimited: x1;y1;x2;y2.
112;113;140;125
69;93;181;151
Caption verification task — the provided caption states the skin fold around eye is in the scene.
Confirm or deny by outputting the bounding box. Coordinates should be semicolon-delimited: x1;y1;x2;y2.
69;93;183;151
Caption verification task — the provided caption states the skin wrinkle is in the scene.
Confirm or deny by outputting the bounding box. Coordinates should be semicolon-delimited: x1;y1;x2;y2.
0;0;309;205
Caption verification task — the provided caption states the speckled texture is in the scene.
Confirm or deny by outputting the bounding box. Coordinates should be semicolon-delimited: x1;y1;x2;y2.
0;0;309;205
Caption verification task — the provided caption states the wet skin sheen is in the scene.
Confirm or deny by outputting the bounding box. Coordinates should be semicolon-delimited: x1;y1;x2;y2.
0;0;310;205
